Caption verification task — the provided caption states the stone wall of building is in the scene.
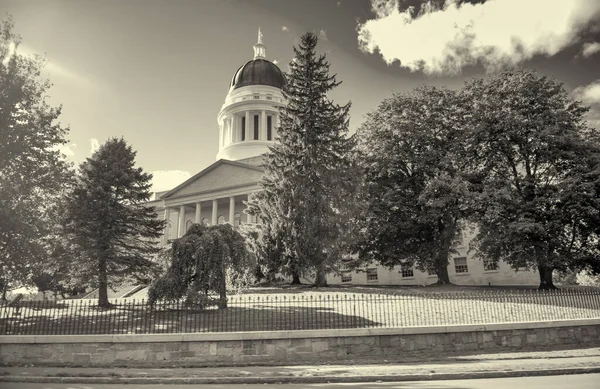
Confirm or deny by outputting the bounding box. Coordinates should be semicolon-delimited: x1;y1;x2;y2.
1;320;598;367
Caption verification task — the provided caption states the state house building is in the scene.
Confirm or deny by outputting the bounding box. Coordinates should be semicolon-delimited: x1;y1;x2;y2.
148;31;538;287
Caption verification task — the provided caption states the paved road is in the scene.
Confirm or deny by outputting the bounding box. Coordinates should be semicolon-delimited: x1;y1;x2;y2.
2;373;599;388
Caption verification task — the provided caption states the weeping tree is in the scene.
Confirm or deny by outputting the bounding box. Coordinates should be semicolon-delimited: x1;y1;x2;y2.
148;223;255;309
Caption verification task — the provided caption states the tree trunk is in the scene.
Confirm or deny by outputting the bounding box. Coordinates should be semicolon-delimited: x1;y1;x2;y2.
98;257;110;308
291;271;302;285
313;268;328;287
434;245;452;285
538;265;557;289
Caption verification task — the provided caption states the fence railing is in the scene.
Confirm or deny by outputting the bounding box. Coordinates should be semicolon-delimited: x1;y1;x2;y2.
1;289;599;335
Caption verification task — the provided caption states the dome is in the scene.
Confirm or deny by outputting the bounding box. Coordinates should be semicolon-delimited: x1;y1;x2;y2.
230;59;286;90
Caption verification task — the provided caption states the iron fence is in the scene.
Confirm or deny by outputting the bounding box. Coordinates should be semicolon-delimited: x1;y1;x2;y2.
1;288;599;335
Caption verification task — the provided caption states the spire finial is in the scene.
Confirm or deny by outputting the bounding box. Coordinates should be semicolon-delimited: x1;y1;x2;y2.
253;28;266;59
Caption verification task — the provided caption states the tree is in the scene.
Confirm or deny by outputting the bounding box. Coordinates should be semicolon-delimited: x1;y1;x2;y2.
462;68;600;289
0;16;73;296
356;86;469;283
247;32;356;286
148;223;254;309
66;138;165;307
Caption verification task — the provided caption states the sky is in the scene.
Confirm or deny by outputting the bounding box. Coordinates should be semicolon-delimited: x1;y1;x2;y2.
2;0;600;193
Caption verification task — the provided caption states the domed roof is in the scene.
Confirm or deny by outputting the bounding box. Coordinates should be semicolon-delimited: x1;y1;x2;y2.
230;59;286;90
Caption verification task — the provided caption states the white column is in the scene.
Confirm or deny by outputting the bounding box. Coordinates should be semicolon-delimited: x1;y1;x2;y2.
229;196;235;225
261;110;267;140
212;199;218;225
274;114;279;139
178;205;186;238
245;111;251;141
195;202;201;224
230;116;235;143
163;207;171;243
246;193;253;224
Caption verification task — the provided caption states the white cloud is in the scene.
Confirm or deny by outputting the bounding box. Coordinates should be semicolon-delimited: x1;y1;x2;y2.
357;0;600;76
319;29;328;41
337;1;341;7
90;138;100;155
150;170;192;193
582;42;600;57
273;59;279;64
573;80;600;129
54;142;77;158
281;26;289;32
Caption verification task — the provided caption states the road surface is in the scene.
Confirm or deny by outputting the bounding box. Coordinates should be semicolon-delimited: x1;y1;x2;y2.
2;373;599;388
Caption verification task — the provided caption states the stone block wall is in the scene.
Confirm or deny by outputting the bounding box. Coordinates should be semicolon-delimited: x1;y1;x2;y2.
1;320;599;367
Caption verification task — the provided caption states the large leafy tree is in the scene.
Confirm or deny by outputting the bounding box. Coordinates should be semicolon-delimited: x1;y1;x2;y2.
356;86;469;283
247;32;356;286
148;223;254;309
0;17;73;297
462;69;600;289
66;138;165;307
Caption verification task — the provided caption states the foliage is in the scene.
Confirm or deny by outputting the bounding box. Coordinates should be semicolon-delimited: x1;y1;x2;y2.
148;223;255;309
65;138;165;307
0;16;74;295
246;32;357;286
461;68;600;289
355;86;469;283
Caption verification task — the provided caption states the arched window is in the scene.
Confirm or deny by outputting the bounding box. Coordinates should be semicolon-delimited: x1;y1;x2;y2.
202;217;209;226
234;213;241;227
217;215;225;225
185;220;193;232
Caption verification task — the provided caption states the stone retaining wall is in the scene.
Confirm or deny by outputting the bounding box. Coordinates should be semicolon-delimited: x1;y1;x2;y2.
1;319;599;367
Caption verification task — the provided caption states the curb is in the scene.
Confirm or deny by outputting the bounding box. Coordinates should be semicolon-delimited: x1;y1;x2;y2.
2;367;600;384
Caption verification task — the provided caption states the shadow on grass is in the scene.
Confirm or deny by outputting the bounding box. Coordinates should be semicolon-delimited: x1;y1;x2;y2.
0;303;379;335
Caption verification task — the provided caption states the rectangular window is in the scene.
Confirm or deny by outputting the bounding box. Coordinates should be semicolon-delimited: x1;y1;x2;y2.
454;257;468;274
341;271;352;283
401;265;414;278
267;116;272;140
253;94;260;99
483;258;499;272
241;117;246;141
254;115;259;140
366;268;378;282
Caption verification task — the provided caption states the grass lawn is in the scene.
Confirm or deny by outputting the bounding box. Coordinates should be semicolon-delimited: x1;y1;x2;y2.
1;284;599;335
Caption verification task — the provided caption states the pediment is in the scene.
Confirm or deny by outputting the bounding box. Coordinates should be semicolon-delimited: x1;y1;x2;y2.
161;160;264;199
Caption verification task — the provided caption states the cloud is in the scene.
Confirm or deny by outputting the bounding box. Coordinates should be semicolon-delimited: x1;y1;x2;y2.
337;1;341;7
273;59;278;64
357;0;600;76
150;170;192;193
90;138;100;155
54;143;77;158
319;29;328;41
582;42;600;57
573;80;600;129
281;26;289;32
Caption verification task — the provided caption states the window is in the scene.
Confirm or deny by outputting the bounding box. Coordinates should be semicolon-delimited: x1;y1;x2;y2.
400;265;414;278
185;220;193;232
234;213;241;227
266;94;273;100
366;268;378;282
201;217;209;226
483;258;499;272
253;115;259;140
341;271;352;283
241;116;246;141
454;257;468;274
217;215;225;225
267;116;272;140
253;94;260;99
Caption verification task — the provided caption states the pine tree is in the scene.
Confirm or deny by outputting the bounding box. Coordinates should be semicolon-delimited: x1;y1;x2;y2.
247;32;355;286
0;17;74;296
66;138;165;307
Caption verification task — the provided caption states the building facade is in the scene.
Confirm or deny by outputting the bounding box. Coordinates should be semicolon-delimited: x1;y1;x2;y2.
149;30;539;286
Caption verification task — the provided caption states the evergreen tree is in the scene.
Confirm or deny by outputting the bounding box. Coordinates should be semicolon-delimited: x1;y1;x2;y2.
247;32;355;286
66;138;165;307
0;16;74;296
